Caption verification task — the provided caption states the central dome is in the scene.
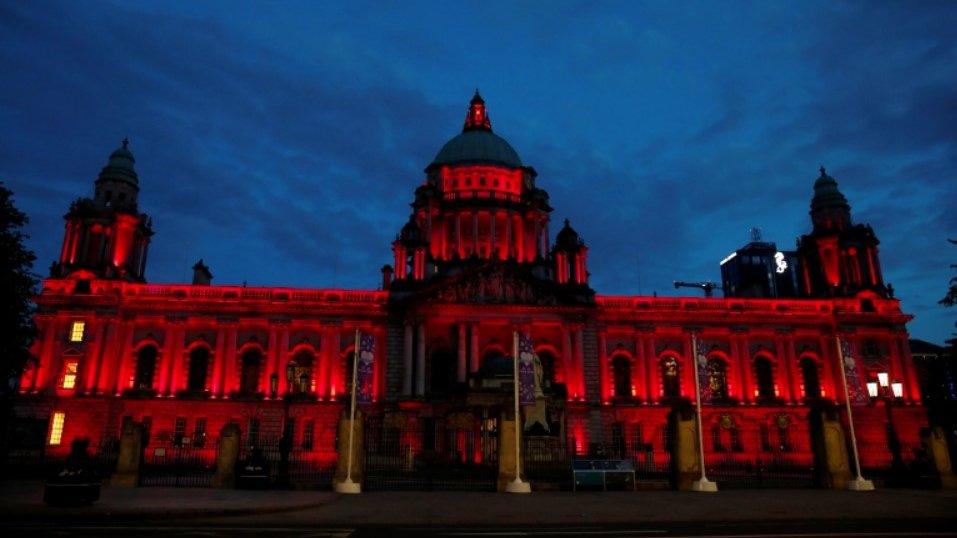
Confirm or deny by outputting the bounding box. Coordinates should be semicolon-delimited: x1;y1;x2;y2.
431;130;522;168
429;91;523;169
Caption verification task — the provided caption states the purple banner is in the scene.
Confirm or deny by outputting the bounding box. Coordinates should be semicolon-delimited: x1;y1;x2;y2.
357;332;375;403
694;337;713;405
839;337;869;407
518;333;536;405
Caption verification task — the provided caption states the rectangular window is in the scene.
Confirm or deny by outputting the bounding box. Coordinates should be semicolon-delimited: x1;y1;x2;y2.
193;418;207;448
173;417;187;447
247;418;260;447
61;360;79;389
302;419;315;450
49;412;65;445
69;321;86;343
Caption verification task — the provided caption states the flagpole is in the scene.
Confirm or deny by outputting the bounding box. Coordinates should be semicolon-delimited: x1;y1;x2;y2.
836;335;874;491
335;329;362;493
506;331;531;493
691;333;717;492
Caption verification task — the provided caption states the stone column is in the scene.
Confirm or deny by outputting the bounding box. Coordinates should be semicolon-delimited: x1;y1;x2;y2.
574;327;585;399
81;320;107;395
819;336;837;400
415;324;426;396
32;317;58;391
402;324;413;396
470;324;480;373
488;211;496;258
896;334;921;403
112;422;144;487
326;329;338;397
94;322;118;394
562;327;574;397
734;335;753;404
644;336;658;403
161;325;182;396
265;324;278;398
212;423;241;488
785;337;802;403
598;330;609;402
774;337;793;402
222;326;239;397
457;324;468;383
112;322;135;395
472;212;479;256
211;327;226;396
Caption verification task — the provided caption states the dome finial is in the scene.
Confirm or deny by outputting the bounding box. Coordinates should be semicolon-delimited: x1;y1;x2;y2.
122;137;130;149
819;165;826;177
464;90;492;132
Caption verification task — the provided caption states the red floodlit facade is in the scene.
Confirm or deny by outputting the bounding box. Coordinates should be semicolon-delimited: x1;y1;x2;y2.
16;93;926;481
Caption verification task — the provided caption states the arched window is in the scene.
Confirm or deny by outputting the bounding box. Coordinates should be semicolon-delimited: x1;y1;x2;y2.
187;347;210;392
239;349;262;394
707;358;728;400
288;351;314;394
134;346;157;390
754;357;775;400
612;356;632;398
800;357;822;399
429;349;455;396
660;356;680;399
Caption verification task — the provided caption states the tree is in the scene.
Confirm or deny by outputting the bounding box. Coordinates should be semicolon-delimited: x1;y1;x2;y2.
941;238;957;308
0;182;38;410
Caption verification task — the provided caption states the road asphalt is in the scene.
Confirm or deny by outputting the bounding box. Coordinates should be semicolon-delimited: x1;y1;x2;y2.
1;480;955;535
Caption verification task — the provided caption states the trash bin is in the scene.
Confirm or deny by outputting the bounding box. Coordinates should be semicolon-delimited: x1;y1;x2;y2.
44;439;102;506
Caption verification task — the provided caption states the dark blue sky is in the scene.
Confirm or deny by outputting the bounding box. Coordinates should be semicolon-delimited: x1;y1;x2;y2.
1;1;954;343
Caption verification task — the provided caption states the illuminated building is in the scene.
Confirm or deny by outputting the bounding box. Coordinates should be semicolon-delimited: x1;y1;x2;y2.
14;92;927;487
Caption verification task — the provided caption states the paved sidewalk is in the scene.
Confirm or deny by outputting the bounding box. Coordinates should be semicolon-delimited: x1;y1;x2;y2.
2;481;956;526
0;481;332;520
196;488;957;527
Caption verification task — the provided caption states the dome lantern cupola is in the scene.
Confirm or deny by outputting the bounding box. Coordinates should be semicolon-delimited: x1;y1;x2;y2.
463;89;492;132
94;138;140;208
810;165;851;232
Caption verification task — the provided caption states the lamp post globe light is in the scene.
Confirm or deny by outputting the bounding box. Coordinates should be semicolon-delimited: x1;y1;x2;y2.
866;372;906;484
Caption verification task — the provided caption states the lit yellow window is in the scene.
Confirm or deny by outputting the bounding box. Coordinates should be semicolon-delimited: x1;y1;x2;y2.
49;412;65;445
61;360;78;389
69;321;85;343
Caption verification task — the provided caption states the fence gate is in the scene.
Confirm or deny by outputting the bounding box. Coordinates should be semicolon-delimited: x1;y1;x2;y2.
364;413;497;491
139;440;218;487
239;436;336;489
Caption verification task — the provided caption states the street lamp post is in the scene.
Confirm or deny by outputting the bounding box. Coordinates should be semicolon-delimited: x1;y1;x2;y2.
866;372;905;483
277;364;295;488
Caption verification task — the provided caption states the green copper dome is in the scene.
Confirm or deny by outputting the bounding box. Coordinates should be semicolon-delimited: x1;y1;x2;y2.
431;130;523;168
97;138;138;185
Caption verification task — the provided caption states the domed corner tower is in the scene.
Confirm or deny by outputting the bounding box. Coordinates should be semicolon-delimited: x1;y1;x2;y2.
50;139;154;283
388;91;594;305
796;166;887;299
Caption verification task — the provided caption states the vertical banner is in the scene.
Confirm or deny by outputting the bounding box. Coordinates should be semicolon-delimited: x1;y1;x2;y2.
518;333;536;405
356;332;375;403
694;336;713;404
839;337;869;406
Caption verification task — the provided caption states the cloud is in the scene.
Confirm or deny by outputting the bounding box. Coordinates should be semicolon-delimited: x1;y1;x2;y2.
1;0;954;341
